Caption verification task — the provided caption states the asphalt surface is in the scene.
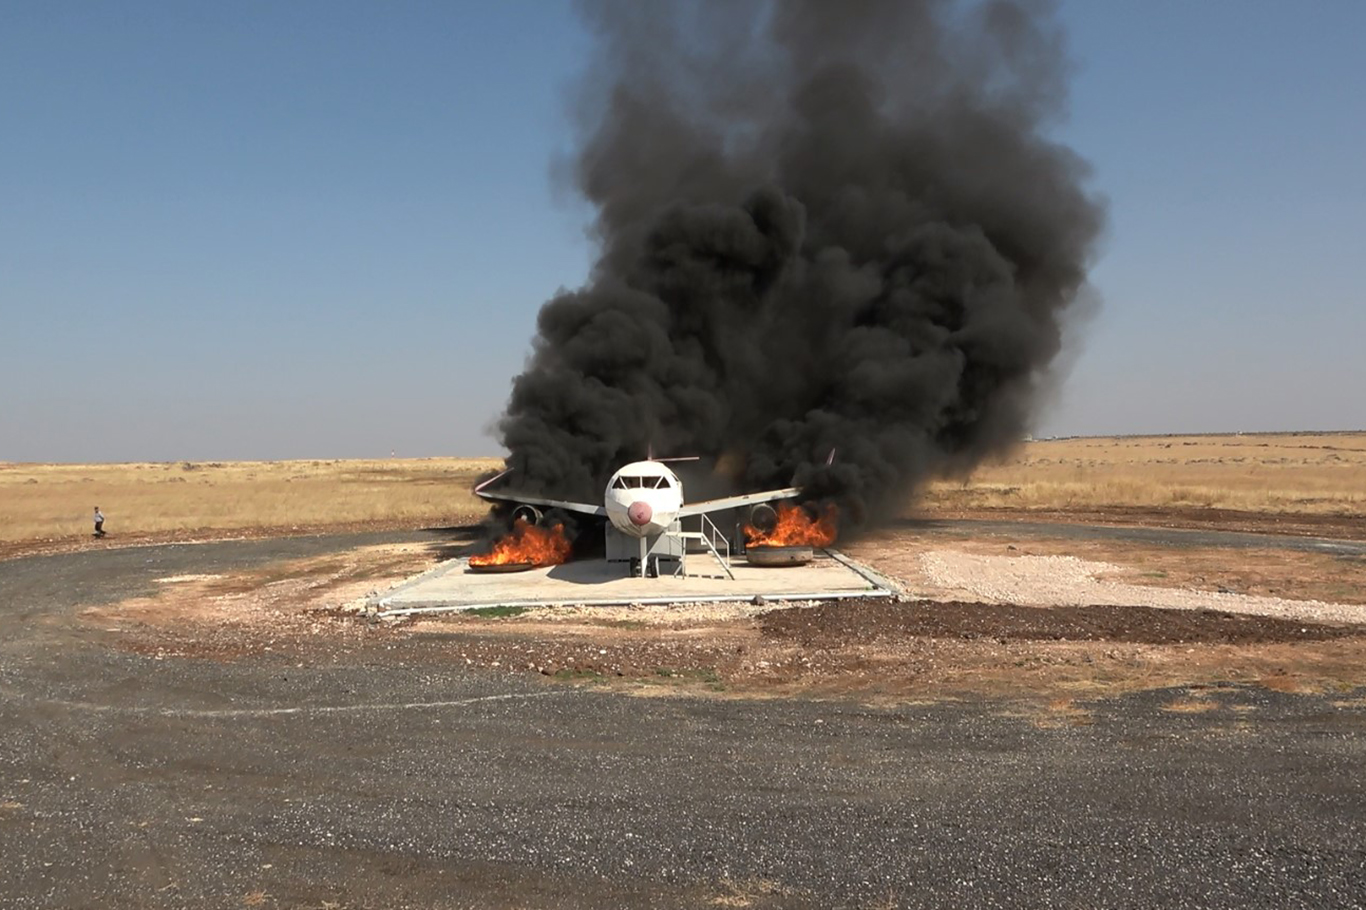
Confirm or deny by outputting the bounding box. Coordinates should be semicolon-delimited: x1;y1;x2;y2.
900;518;1366;556
2;533;1365;908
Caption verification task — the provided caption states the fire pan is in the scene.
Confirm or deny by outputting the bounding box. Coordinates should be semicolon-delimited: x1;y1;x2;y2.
745;545;815;567
466;561;539;574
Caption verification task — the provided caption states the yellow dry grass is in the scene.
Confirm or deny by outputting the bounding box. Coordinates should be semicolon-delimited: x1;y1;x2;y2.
0;457;502;543
4;431;1364;547
922;432;1366;516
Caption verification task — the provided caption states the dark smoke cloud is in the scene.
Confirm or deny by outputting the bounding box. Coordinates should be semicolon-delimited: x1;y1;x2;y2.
495;0;1105;531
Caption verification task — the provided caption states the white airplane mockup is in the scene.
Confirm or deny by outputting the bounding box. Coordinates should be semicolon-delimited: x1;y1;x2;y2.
474;458;800;577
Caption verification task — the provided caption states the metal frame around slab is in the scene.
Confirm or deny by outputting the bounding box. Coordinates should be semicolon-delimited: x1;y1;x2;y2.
371;548;901;618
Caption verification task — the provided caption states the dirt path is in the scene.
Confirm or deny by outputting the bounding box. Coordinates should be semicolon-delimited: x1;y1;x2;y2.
0;516;486;562
916;506;1366;541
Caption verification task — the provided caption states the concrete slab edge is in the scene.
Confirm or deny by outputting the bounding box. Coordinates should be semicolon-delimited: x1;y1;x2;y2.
371;548;902;619
376;587;895;618
367;558;465;613
823;548;906;597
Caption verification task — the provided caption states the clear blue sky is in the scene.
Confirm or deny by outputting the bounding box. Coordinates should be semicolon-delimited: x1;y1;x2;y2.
3;1;1363;463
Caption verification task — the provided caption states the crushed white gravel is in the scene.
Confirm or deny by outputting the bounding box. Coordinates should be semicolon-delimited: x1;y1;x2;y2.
918;551;1366;626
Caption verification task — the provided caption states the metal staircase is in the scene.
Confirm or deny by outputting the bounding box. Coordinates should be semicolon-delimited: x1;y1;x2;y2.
676;513;734;579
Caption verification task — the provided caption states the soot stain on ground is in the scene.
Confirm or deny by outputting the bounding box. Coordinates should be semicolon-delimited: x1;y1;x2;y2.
757;600;1366;647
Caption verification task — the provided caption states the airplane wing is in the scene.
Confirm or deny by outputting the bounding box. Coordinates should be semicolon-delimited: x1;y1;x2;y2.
676;487;800;518
473;470;608;517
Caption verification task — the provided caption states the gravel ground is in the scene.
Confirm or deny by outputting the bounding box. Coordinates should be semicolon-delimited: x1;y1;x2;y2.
4;648;1365;909
918;551;1366;624
3;528;1366;908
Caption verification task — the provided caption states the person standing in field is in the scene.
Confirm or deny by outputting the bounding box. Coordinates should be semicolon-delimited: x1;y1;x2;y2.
93;506;105;538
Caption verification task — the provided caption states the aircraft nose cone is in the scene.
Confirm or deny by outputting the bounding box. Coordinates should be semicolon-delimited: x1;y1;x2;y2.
628;501;653;527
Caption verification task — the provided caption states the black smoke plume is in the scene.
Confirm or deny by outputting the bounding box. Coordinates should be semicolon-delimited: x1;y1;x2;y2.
495;0;1105;531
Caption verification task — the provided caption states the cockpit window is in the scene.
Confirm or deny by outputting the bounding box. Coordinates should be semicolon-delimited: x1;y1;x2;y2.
613;475;671;489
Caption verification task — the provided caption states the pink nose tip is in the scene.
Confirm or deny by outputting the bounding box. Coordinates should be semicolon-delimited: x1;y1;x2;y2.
628;501;653;527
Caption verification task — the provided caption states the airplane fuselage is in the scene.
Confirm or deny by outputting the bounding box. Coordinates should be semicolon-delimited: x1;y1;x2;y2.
473;456;801;577
603;460;683;538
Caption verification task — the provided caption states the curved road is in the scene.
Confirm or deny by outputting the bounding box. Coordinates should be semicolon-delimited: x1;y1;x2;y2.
900;517;1366;556
1;530;1364;908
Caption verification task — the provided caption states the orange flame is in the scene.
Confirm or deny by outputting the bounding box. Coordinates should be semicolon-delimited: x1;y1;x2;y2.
744;502;838;548
469;518;572;567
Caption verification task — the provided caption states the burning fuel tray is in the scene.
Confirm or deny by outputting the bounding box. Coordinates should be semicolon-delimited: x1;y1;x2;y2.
744;545;815;567
466;561;539;574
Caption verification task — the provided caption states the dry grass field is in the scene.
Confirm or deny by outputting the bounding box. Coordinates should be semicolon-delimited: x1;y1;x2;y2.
0;457;501;544
2;432;1363;550
922;432;1366;517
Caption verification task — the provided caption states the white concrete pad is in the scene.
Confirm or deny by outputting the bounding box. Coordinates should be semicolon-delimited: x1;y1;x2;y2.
373;549;899;616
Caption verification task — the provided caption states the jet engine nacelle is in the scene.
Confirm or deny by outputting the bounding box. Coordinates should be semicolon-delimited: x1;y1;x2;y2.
511;504;543;526
746;502;778;532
